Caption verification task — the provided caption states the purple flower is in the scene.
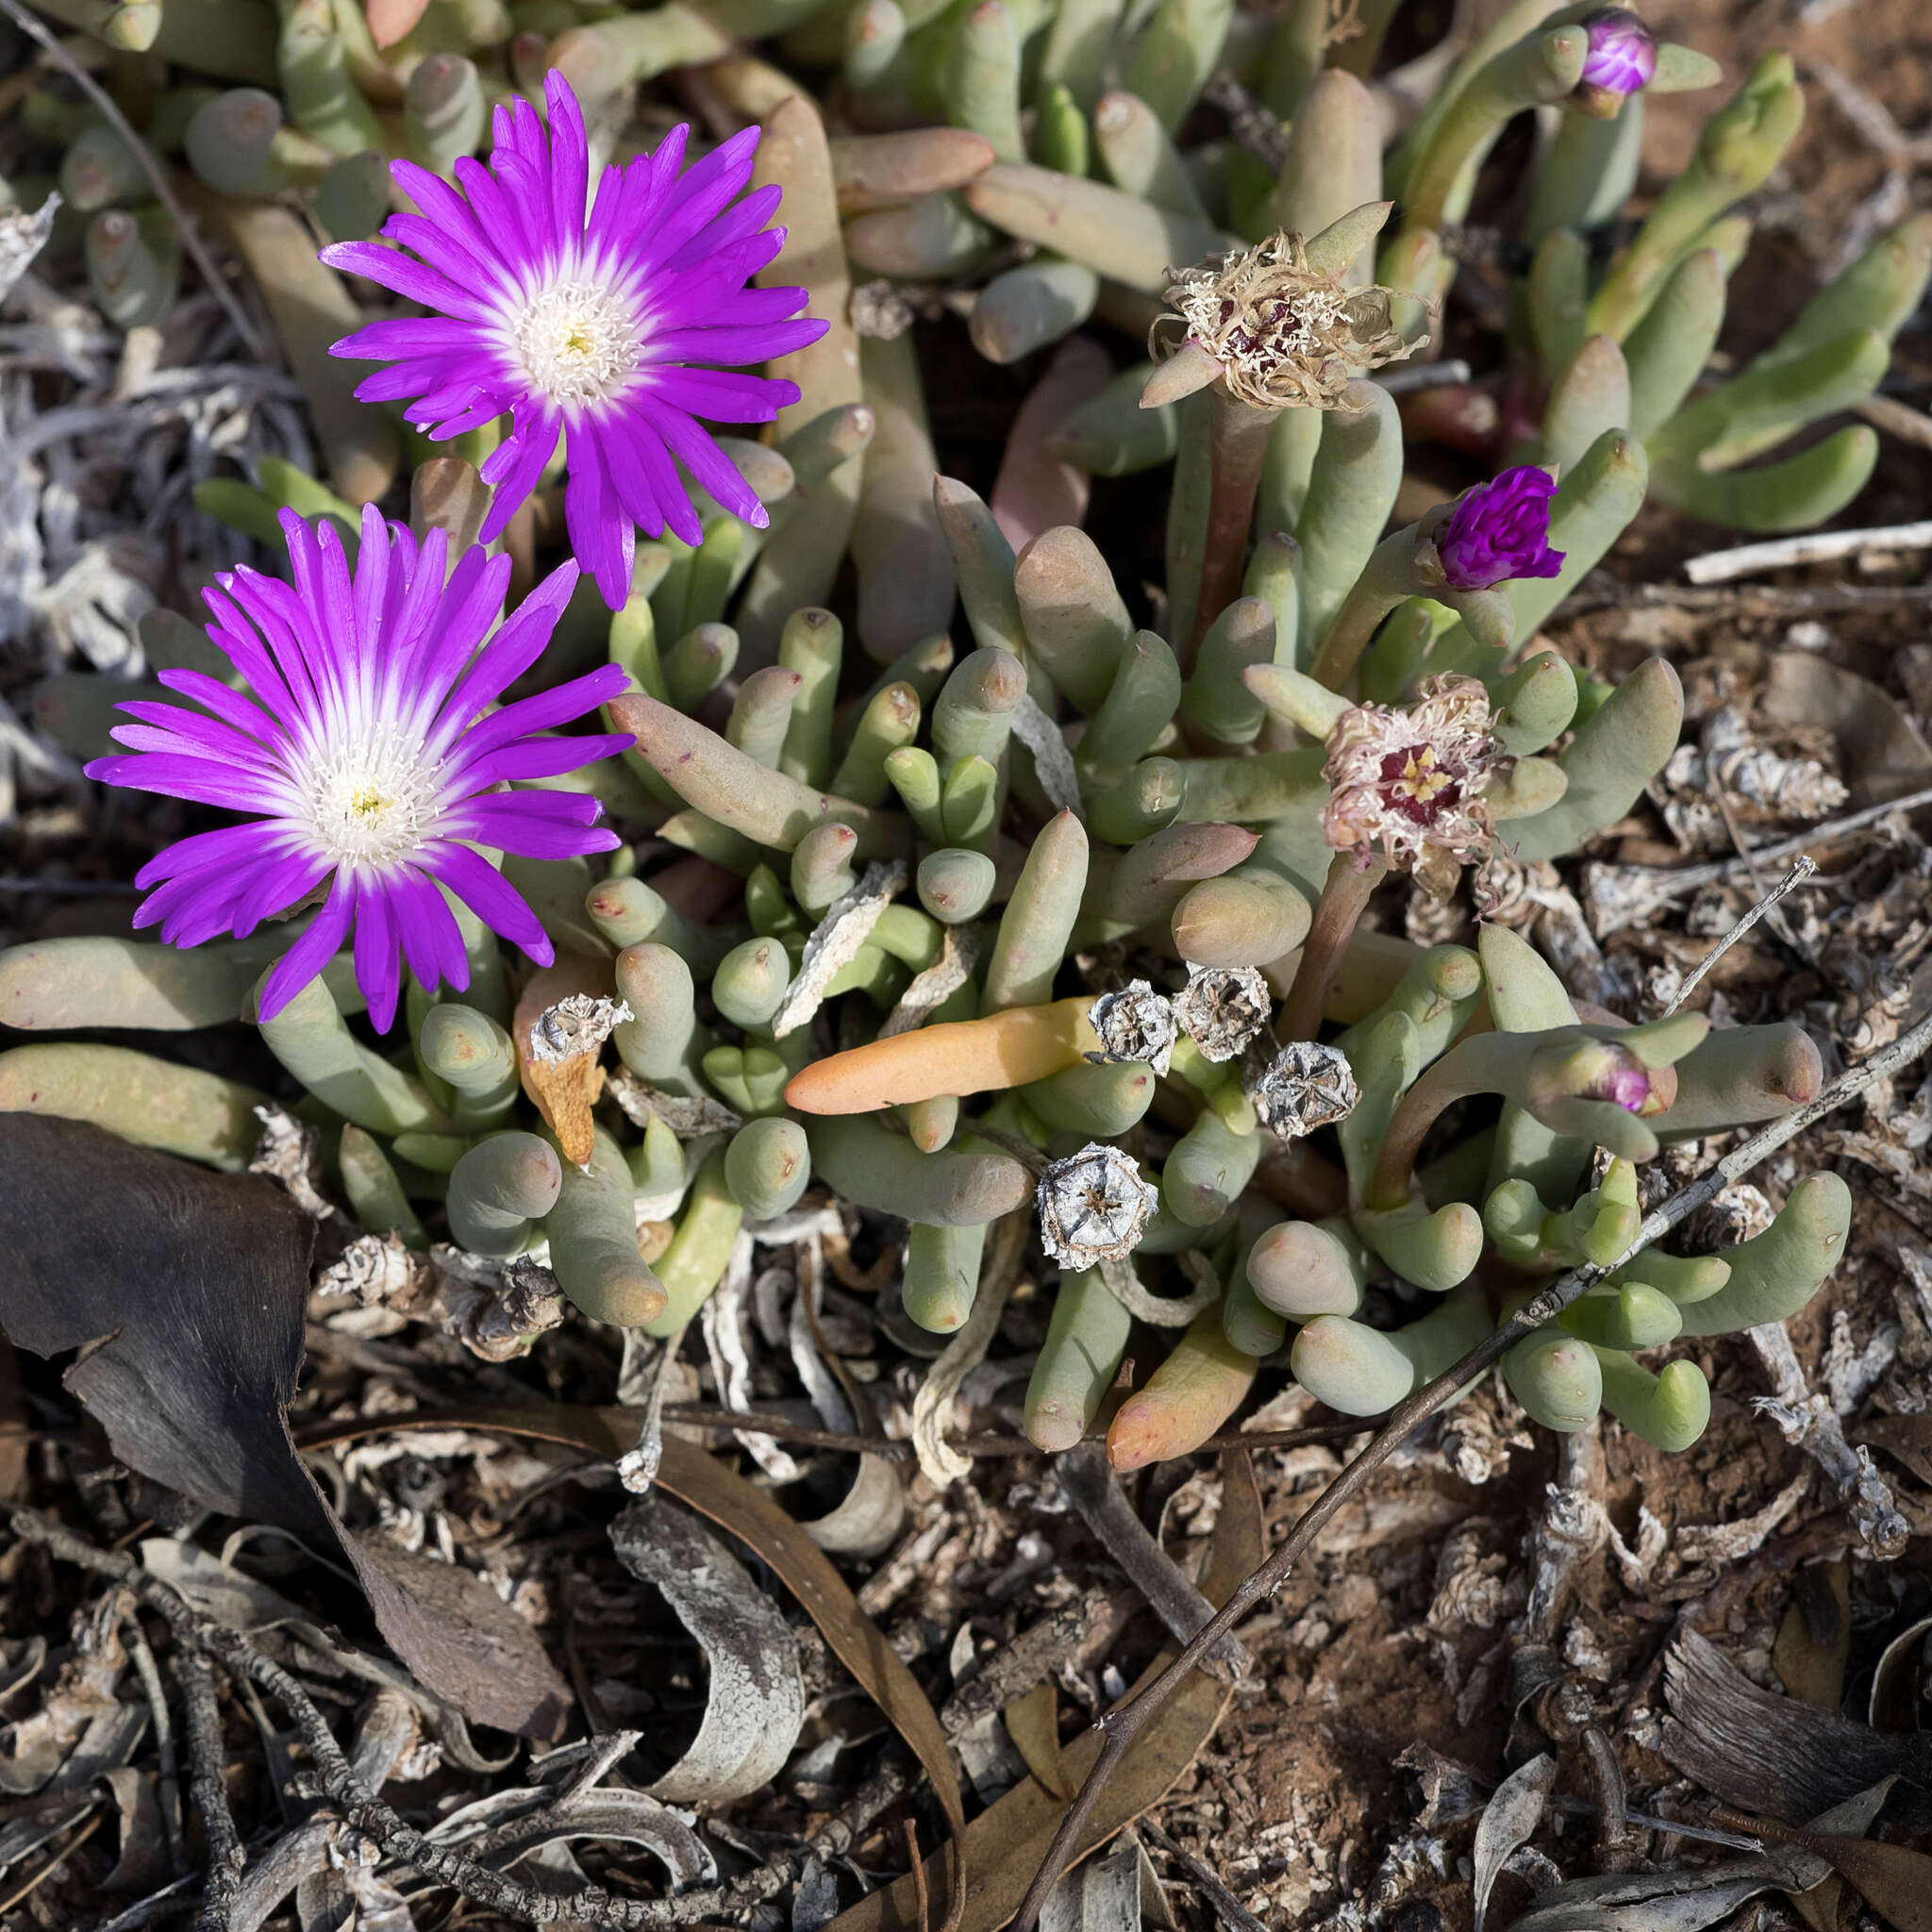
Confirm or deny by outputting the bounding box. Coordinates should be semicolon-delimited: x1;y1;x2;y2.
1574;8;1657;115
321;73;827;608
1434;466;1566;591
1605;1066;1653;1112
85;508;631;1033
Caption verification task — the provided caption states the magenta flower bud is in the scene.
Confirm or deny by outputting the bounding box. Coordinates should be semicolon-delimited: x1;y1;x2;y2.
1433;466;1565;591
1572;8;1657;116
1605;1066;1653;1112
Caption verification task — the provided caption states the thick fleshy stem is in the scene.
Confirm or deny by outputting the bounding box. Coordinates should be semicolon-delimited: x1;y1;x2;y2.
1279;852;1386;1042
1186;386;1278;674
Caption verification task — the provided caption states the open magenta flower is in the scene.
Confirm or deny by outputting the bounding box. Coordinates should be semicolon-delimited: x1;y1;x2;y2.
320;72;826;608
1574;8;1657;115
1433;466;1565;591
84;507;631;1032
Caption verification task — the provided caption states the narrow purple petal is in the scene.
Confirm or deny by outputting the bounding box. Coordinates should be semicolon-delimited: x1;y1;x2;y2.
257;881;356;1024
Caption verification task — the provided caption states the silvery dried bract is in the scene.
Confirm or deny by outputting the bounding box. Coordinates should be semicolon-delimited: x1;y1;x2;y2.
1089;978;1177;1075
528;993;632;1063
1173;964;1273;1062
1037;1142;1161;1269
1249;1041;1360;1140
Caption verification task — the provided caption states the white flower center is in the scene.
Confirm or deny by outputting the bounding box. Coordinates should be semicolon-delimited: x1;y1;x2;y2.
510;279;641;408
295;725;441;868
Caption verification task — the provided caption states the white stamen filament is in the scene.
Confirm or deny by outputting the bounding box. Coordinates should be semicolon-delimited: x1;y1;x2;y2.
295;723;442;867
509;278;641;408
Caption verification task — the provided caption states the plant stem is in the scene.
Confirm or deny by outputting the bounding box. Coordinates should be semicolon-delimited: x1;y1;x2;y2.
1279;852;1386;1041
1184;388;1277;674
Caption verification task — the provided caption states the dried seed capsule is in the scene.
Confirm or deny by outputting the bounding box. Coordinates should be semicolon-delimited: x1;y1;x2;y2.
1089;979;1176;1075
1172;965;1273;1062
1247;1041;1358;1139
542;1124;667;1326
447;1131;562;1257
1038;1142;1161;1267
1107;1308;1257;1469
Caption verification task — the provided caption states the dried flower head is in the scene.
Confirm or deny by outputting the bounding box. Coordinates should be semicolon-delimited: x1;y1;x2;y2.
1574;8;1657;115
1428;466;1566;591
322;73;826;608
1154;231;1418;411
1323;675;1503;897
85;508;626;1032
1248;1041;1360;1139
1090;979;1177;1075
1173;965;1273;1063
1037;1142;1161;1270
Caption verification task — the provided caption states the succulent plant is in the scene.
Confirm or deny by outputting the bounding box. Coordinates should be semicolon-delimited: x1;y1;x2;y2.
4;1;1887;1474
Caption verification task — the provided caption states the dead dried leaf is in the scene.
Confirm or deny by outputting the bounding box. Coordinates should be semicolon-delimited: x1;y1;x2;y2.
1004;1682;1072;1803
1719;1799;1932;1932
514;958;614;1168
1869;1615;1932;1733
1790;1777;1896;1932
1037;1836;1146;1932
1504;1853;1827;1932
1773;1558;1851;1712
293;1401;970;1927
1761;654;1932;804
823;1449;1266;1932
1474;1754;1556;1932
1660;1633;1931;1822
609;1494;806;1802
0;1118;571;1739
